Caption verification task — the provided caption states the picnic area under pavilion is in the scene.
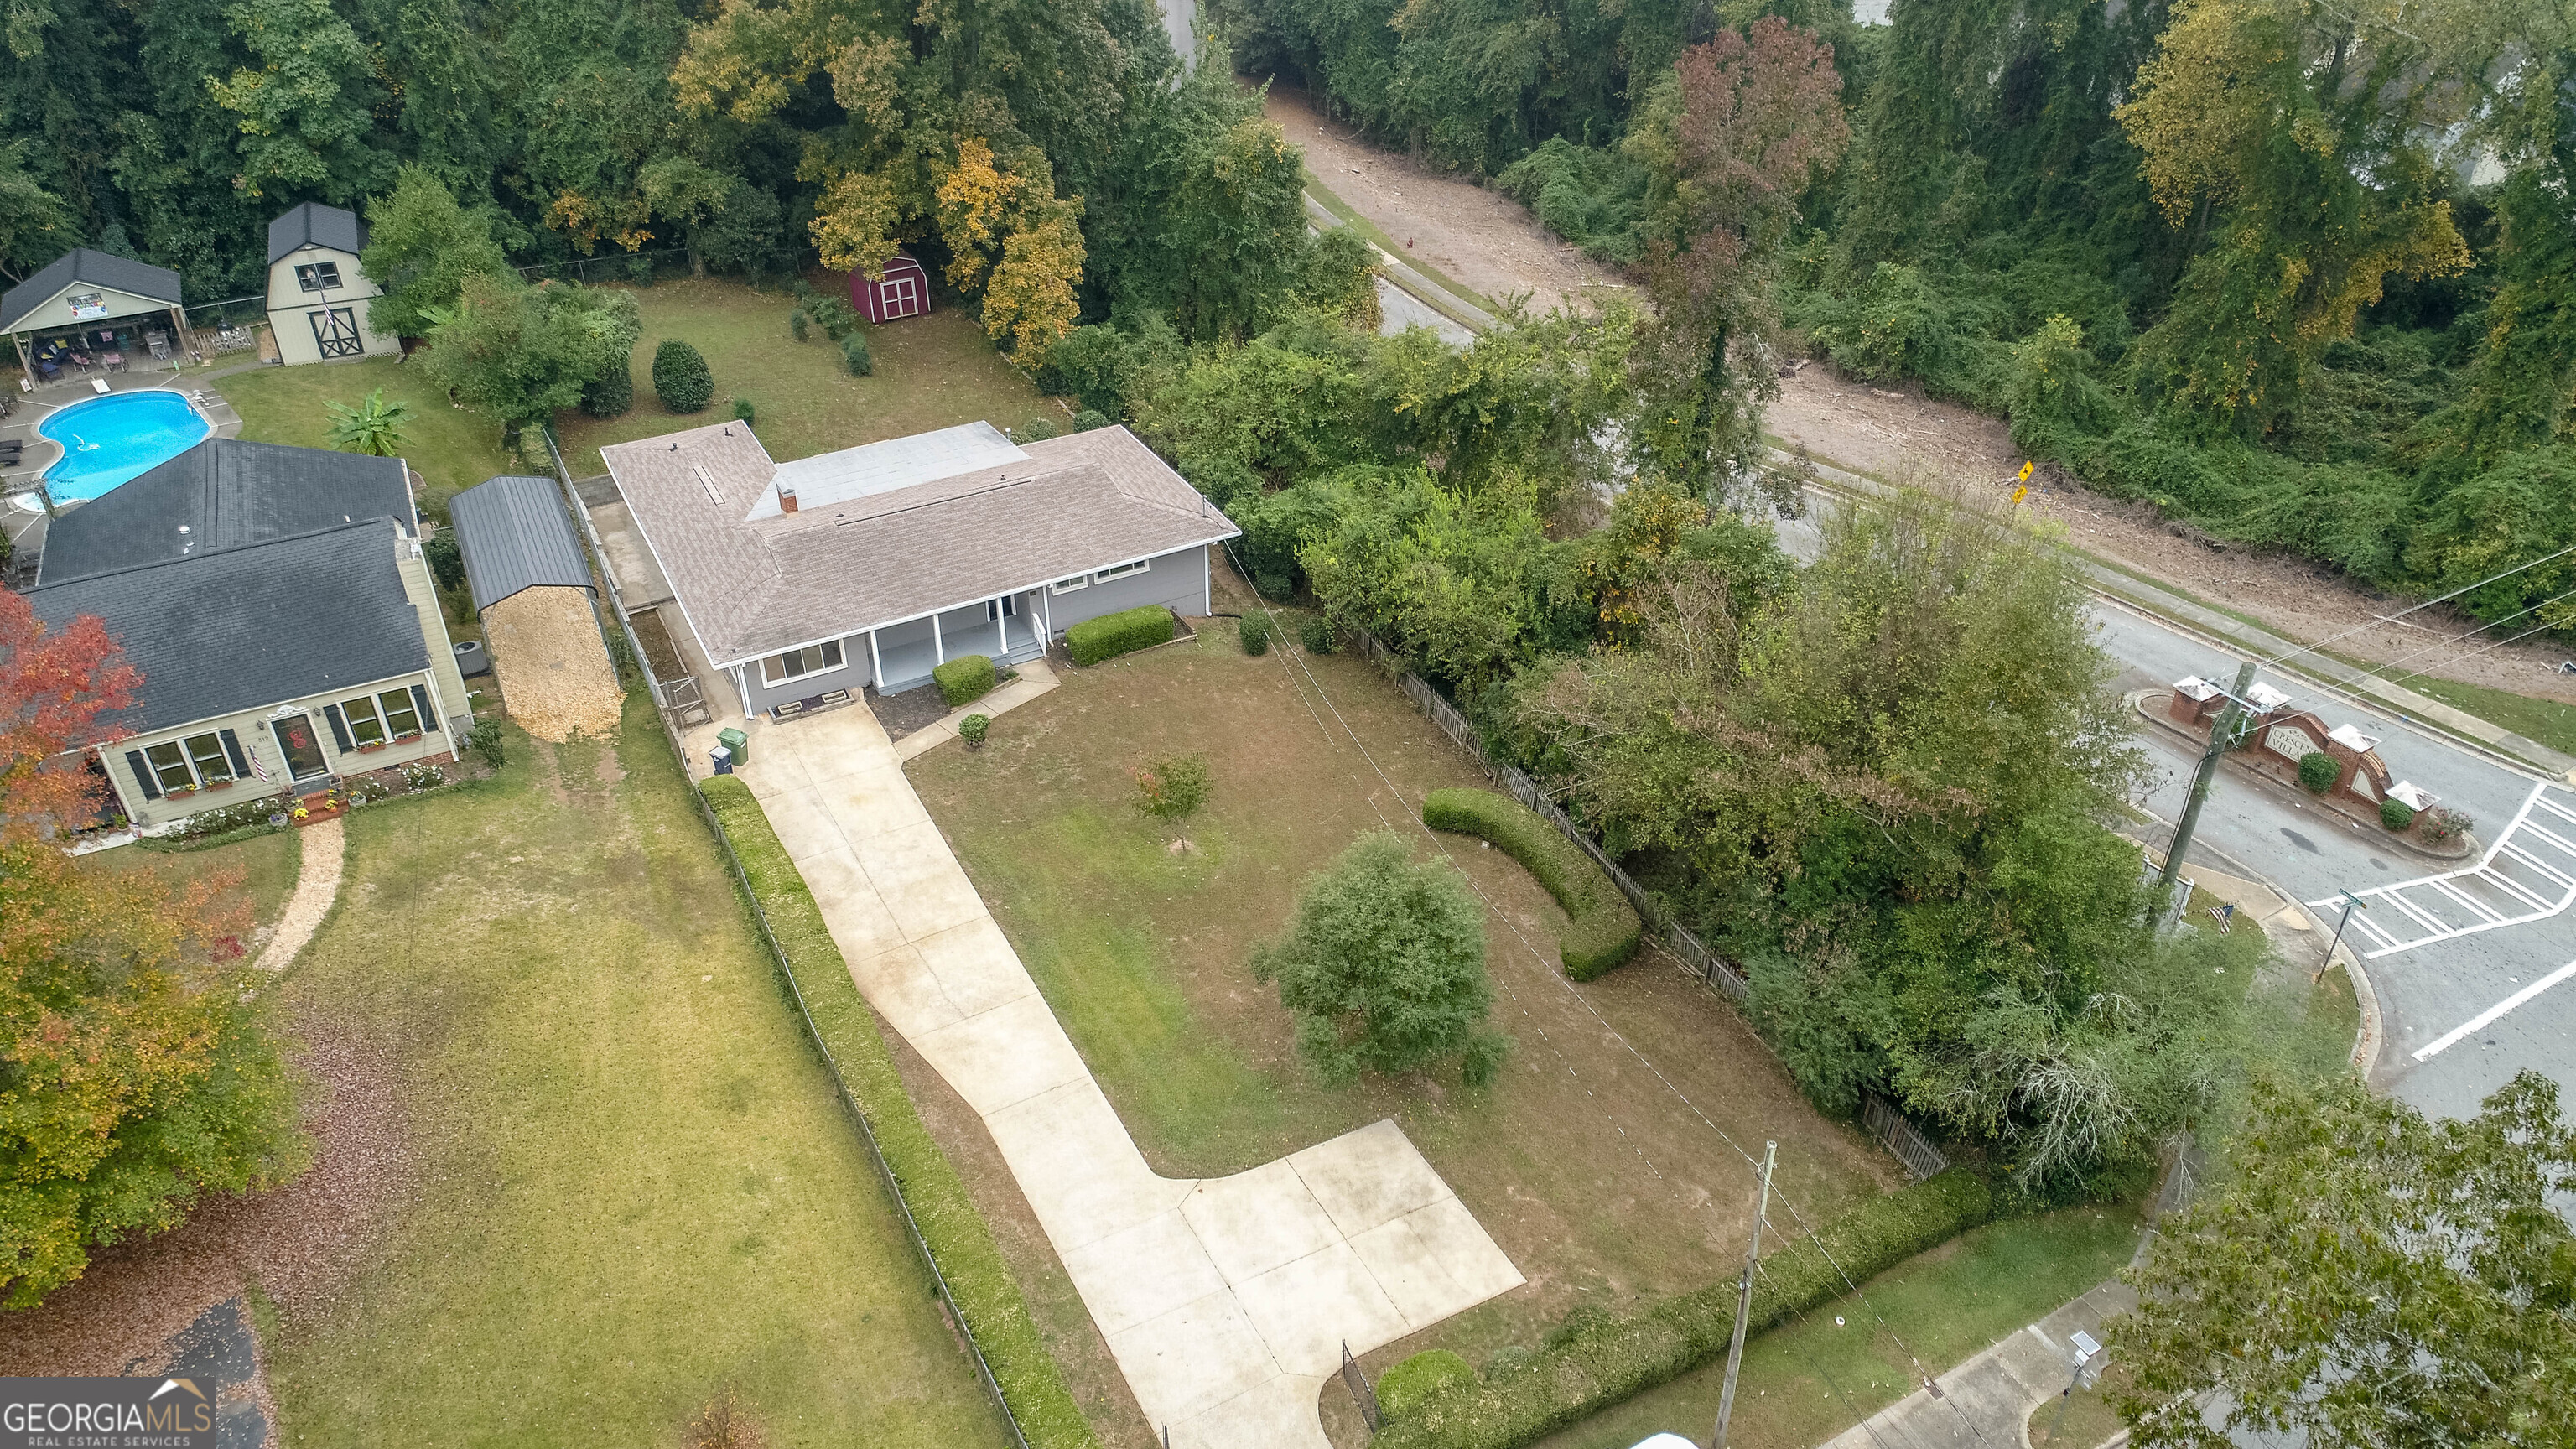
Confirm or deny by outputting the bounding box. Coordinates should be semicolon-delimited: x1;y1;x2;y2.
2;249;195;390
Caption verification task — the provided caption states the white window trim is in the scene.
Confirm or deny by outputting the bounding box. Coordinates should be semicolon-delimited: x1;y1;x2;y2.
1094;558;1150;582
1048;574;1090;595
761;639;845;687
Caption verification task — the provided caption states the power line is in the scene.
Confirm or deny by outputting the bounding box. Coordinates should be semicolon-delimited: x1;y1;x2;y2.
2345;584;2576;683
1219;543;1998;1449
2258;540;2576;673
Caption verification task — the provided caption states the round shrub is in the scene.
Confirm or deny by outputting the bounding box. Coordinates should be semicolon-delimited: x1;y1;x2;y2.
731;397;756;426
652;339;714;413
959;713;990;748
2423;805;2473;845
1071;408;1110;432
1240;612;1271;656
1299;616;1337;655
1378;1349;1475;1421
2298;751;2339;793
841;331;873;377
579;366;634;419
2381;796;2417;831
790;309;809;341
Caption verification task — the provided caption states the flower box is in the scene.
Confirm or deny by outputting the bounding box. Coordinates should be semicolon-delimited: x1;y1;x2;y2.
356;742;388;754
164;786;196;800
393;730;423;744
202;778;234;791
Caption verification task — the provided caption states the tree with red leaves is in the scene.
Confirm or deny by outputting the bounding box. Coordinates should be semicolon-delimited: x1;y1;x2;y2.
1628;15;1850;490
0;589;306;1309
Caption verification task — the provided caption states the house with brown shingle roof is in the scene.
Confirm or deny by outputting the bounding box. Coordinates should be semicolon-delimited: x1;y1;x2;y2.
601;419;1240;717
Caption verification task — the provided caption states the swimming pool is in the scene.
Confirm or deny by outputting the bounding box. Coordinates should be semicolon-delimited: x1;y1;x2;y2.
39;391;212;501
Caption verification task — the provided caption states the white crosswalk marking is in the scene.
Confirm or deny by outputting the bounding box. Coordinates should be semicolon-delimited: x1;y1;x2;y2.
2309;782;2576;958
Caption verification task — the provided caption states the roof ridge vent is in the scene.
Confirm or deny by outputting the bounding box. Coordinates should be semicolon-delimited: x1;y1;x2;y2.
694;464;723;506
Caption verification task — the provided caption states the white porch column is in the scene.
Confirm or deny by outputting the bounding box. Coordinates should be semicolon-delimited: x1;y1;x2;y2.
996;595;1012;654
733;664;754;719
868;629;883;687
931;611;943;664
1040;586;1053;640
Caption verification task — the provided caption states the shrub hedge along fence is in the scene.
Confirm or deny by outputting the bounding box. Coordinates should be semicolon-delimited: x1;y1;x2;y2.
934;653;998;708
1375;1169;1997;1449
699;777;1096;1449
1423;787;1641;979
1067;605;1176;666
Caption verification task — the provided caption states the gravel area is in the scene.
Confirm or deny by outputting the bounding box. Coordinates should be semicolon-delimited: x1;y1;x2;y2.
252;817;341;974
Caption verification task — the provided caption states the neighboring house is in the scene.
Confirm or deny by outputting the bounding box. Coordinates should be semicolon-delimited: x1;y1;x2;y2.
264;202;382;366
602;419;1239;718
27;439;469;829
449;474;622;742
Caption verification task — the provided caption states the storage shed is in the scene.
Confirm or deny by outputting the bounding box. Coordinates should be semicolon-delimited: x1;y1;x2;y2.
449;474;622;742
851;249;931;324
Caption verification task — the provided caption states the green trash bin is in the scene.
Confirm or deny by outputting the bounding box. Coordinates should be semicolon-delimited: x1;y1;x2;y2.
716;726;749;766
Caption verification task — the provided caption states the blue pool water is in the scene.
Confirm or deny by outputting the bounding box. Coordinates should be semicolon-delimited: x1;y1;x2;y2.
39;392;212;501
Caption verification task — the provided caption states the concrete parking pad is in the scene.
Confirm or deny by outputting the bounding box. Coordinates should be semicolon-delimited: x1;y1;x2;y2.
728;705;1524;1449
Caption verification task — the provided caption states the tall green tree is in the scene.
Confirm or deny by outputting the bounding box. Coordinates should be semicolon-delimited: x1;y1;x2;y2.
421;274;642;427
0;140;73;283
205;0;396;201
2116;1071;2576;1448
361;167;516;340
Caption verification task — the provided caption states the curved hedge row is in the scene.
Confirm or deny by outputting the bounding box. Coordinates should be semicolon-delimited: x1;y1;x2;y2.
1375;1168;1996;1449
1067;604;1176;665
1422;787;1640;979
699;777;1097;1449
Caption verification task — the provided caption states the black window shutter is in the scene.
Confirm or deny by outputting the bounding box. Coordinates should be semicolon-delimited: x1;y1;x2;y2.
218;729;249;776
411;684;439;732
124;750;160;800
323;704;353;751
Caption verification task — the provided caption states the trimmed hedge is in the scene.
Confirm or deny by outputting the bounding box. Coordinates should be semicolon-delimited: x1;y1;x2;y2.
699;778;1098;1449
2298;751;2338;792
1381;1350;1477;1420
1376;1169;1996;1449
1240;612;1271;656
2381;796;2416;830
579;366;633;419
652;339;713;413
1423;787;1641;979
934;653;998;708
1066;605;1175;666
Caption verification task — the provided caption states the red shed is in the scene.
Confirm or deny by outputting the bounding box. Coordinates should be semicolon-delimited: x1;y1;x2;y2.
853;249;931;324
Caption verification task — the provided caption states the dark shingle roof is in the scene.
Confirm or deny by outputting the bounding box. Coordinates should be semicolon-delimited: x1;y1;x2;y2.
39;439;413;584
267;202;369;265
0;248;185;332
449;475;592;613
28;522;431;735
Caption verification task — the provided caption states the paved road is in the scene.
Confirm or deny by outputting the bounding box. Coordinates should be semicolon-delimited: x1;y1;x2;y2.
1161;0;1193;62
1777;505;2576;1119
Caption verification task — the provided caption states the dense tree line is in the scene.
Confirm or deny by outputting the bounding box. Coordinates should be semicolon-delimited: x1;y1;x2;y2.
0;0;1353;364
1222;0;2576;634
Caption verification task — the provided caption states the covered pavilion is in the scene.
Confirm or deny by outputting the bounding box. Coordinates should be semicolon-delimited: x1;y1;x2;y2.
2;249;192;388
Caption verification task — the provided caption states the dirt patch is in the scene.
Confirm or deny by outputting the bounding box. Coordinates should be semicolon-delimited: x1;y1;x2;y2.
868;681;957;740
0;1015;412;1379
1767;366;2576;704
1259;84;1616;319
484;587;625;742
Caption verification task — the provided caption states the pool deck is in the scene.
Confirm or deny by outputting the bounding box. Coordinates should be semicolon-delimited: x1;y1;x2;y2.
3;372;244;567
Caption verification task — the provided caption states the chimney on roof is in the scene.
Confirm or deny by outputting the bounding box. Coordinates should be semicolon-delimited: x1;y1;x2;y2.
778;482;798;514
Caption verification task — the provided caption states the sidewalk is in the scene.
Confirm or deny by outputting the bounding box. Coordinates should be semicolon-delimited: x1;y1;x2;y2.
731;705;1524;1449
1820;1280;2137;1449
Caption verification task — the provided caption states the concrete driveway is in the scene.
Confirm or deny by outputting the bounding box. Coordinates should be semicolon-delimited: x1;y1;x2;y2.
726;705;1523;1448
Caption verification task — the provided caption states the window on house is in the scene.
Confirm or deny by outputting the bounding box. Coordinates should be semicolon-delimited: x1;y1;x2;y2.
295;261;342;291
143;741;196;794
1093;558;1150;583
984;596;1020;621
378;688;423;738
184;733;232;784
342;693;386;746
1049;574;1089;595
761;640;844;686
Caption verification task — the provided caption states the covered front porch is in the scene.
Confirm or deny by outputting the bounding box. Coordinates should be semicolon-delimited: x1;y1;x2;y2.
865;589;1052;695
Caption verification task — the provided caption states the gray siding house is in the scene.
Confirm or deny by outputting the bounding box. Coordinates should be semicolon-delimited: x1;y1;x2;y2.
602;420;1239;718
28;439;469;829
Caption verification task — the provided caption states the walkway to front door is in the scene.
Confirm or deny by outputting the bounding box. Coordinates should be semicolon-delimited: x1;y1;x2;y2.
734;707;1524;1449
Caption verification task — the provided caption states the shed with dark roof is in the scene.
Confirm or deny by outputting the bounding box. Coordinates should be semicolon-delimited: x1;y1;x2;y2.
268;202;370;265
265;201;385;366
449;475;593;613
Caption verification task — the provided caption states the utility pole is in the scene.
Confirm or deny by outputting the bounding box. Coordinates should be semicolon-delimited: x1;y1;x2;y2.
2158;660;2258;916
1713;1140;1777;1449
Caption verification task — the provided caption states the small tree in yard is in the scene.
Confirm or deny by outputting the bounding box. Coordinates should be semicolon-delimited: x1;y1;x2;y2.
1133;753;1209;845
1252;832;1508;1086
0;589;306;1307
325;387;411;457
653;339;714;413
2113;1070;2575;1449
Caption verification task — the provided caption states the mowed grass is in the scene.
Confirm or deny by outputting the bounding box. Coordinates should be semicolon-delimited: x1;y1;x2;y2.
217;357;516;519
1532;1206;2143;1449
552;279;1050;477
264;699;1011;1448
906;589;1898;1363
2401;674;2576;760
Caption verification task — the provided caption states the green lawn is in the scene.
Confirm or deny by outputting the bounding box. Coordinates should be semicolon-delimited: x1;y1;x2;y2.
1530;1207;2144;1449
2399;674;2576;759
552;278;1050;477
86;828;302;942
908;591;1898;1361
263;699;1011;1447
217;357;517;520
219;278;1050;515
